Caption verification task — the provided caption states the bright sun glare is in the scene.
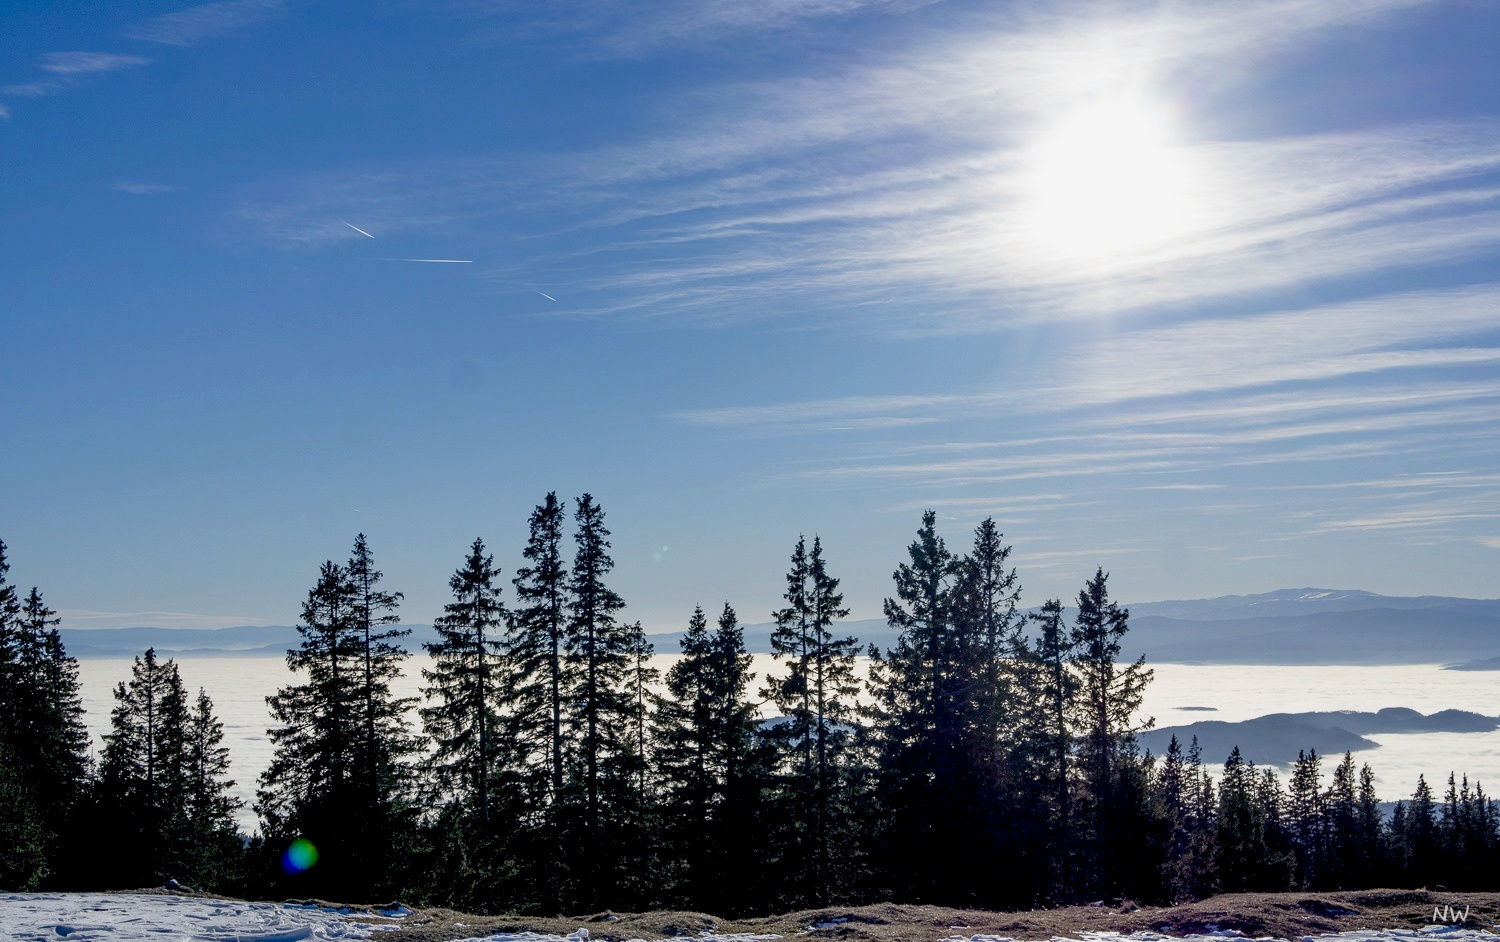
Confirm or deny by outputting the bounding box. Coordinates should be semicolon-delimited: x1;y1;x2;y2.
1019;97;1203;265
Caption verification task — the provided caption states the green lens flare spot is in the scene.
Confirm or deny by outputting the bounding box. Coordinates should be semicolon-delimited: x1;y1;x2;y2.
282;838;319;873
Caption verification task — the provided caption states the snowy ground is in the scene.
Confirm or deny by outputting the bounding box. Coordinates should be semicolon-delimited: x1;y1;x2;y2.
0;894;404;942
1;896;1495;942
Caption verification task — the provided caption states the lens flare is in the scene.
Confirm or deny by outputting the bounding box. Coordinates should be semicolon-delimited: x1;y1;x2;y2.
281;838;319;874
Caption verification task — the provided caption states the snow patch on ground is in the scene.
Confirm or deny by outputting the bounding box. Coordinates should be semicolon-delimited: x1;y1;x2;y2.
0;893;391;941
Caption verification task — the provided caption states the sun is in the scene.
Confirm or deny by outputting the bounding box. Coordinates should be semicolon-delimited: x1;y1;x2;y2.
1017;97;1203;265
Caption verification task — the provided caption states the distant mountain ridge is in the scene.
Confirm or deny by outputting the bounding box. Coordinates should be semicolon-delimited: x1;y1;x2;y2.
1117;588;1500;665
57;587;1500;665
1125;587;1500;621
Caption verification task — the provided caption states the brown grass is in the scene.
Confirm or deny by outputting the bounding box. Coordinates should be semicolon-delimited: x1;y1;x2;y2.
371;890;1499;941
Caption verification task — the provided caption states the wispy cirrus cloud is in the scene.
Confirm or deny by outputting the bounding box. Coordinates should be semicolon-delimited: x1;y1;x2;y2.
676;287;1500;433
2;51;151;98
232;0;1500;335
0;3;282;115
1307;499;1500;535
113;182;182;195
40;51;152;75
124;0;285;47
457;0;936;54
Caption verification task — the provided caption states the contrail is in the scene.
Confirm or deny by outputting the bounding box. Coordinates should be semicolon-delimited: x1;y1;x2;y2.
536;290;557;301
376;258;473;263
342;221;375;238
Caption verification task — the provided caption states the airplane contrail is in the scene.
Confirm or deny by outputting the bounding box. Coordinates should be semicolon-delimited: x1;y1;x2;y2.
342;221;375;238
376;258;473;263
536;290;557;301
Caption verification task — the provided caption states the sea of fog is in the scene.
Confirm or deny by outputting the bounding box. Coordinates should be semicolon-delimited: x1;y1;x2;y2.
73;656;1500;833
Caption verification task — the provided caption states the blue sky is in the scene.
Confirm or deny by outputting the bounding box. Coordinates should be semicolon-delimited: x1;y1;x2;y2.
4;0;1500;631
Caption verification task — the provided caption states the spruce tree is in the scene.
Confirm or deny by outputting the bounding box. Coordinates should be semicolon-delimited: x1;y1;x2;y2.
421;537;529;911
565;493;632;908
422;539;507;820
705;603;767;912
1287;749;1324;887
1323;751;1359;887
872;510;966;900
182;688;244;889
259;559;378;898
654;603;763;912
0;740;50;889
0;540;20;720
1354;762;1384;887
1436;773;1497;887
655;604;716;902
1155;734;1213;901
620;620;659;906
97;652;241;890
1180;736;1219;898
509;493;572;803
507;493;574;908
1031;597;1078;899
16;589;89;863
1213;747;1267;892
346;535;413;829
1399;775;1439;884
764;534;857;906
0;545;82;890
953;518;1026;783
1070;567;1153;897
98;648;190;885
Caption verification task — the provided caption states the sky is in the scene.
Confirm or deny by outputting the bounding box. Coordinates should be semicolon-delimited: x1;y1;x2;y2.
3;0;1500;632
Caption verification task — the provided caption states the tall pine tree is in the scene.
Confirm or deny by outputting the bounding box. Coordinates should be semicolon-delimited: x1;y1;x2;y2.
420;537;524;912
653;603;763;912
1031;597;1077;899
1070;568;1154;899
98;648;190;885
258;550;414;900
871;510;966;901
509;493;572;807
0;550;89;889
347;535;413;834
764;534;858;906
505;494;575;909
422;539;508;821
565;493;633;909
182;688;244;889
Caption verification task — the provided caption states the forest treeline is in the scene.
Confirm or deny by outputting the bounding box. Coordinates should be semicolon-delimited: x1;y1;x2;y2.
1;498;1497;910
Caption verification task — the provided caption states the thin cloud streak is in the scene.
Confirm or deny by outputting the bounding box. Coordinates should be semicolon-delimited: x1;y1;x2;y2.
3;51;151;98
39;52;152;75
124;0;284;46
457;0;938;56
677;288;1500;434
114;182;181;195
